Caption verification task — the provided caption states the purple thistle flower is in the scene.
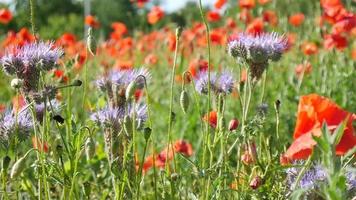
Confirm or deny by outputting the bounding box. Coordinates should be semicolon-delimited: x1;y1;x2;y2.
0;111;33;145
228;32;287;63
286;164;326;190
1;41;63;93
195;70;234;95
91;103;148;131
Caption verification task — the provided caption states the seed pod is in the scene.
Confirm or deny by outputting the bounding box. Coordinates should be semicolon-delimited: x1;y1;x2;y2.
72;79;83;87
11;78;24;89
2;156;11;170
123;115;133;136
250;176;262;190
87;28;97;56
180;90;189;114
85;138;95;161
228;119;239;131
125;81;137;100
143;127;152;141
10;156;27;179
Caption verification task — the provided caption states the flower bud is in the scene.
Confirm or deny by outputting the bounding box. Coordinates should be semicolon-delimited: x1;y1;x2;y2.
228;119;239;131
2;156;11;170
143;127;151;141
85;138;95;161
11;78;24;89
72;79;83;87
87;28;97;56
10;156;27;179
249;176;262;190
274;99;281;112
125;81;137;100
180;90;189;114
175;27;182;38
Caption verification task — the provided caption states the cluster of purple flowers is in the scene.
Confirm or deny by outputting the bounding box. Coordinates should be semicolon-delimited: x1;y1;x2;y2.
0;111;33;146
228;32;287;80
96;68;150;93
90;104;148;132
286;163;356;197
195;70;235;95
1;41;63;93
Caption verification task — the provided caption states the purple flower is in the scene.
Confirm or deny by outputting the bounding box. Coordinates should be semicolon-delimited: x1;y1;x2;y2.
95;68;150;92
195;70;234;95
286;164;326;190
228;32;287;63
1;41;63;92
91;103;148;131
0;111;33;145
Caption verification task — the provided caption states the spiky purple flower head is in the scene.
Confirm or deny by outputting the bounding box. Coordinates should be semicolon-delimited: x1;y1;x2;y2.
1;41;63;93
91;103;148;131
0;111;33;145
195;70;235;95
228;32;287;80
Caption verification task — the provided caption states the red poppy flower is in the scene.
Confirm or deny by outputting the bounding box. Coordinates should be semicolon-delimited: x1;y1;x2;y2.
246;18;264;35
258;0;270;5
301;41;318;55
295;62;312;78
57;33;77;46
174;140;193;156
263;10;278;27
239;0;256;9
32;136;49;153
214;0;227;9
147;6;164;25
207;11;221;22
0;8;12;24
203;111;218;128
289;13;305;27
111;22;128;36
284;94;356;160
85;15;100;28
323;33;348;50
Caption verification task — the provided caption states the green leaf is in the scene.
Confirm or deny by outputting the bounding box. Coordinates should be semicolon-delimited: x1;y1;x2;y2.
330;120;347;147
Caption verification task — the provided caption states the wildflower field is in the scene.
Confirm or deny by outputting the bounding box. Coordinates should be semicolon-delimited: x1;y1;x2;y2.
0;0;355;199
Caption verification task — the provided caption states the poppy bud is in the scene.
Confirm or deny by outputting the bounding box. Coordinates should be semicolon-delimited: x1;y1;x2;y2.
10;155;27;179
241;151;254;165
274;99;281;112
85;138;95;161
250;176;262;190
123;115;133;136
11;78;23;89
228;119;239;131
125;81;137;100
175;27;182;38
143;127;151;141
72;79;83;87
87;28;97;56
2;156;11;170
180;90;189;114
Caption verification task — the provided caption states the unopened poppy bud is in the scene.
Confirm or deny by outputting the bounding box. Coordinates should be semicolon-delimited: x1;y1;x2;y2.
180;90;189;114
241;151;254;165
250;176;262;190
274;99;281;112
228;119;239;131
85;138;95;161
2;156;11;170
143;127;151;141
170;172;180;181
72;79;82;87
87;28;97;56
11;78;23;89
175;27;182;38
125;81;137;100
123;115;133;136
10;155;27;179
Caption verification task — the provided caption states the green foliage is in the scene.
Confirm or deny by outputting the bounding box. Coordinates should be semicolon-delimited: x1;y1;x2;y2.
39;13;83;39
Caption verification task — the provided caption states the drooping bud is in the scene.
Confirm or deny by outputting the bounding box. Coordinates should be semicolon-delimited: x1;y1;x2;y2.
72;80;83;87
125;81;137;100
87;27;97;56
143;127;152;141
11;78;24;89
274;99;281;113
85;138;95;161
249;176;262;190
10;152;30;179
180;90;189;114
228;119;239;131
123;115;133;136
2;156;11;170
